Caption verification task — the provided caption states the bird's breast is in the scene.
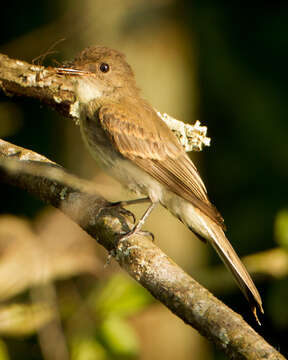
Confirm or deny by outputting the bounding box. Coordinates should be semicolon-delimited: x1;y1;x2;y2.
79;106;163;201
79;107;120;168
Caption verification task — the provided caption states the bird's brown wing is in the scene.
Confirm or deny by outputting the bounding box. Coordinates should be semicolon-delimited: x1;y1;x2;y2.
98;102;225;228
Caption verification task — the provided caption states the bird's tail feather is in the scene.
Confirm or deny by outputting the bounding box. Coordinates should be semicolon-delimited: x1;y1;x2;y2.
194;210;264;323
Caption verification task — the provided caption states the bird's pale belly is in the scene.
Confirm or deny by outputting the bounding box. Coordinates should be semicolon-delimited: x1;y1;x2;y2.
80;111;163;201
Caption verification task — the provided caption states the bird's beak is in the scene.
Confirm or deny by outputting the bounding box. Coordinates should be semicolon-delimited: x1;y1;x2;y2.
56;67;91;76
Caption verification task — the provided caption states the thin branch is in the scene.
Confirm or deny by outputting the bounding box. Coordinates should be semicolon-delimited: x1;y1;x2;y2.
0;53;286;359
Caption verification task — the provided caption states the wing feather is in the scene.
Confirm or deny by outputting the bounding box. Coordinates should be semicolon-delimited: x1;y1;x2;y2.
99;102;224;228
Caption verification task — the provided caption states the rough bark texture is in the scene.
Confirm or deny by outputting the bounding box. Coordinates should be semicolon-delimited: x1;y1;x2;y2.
0;53;75;120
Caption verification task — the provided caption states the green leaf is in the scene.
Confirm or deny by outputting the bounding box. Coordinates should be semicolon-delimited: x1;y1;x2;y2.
99;316;139;357
70;336;106;360
267;278;288;328
0;339;9;360
274;209;288;249
91;274;152;318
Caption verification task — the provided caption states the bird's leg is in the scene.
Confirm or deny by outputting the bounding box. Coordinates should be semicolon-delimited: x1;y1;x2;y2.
105;200;156;265
119;201;158;242
108;197;151;224
110;197;151;207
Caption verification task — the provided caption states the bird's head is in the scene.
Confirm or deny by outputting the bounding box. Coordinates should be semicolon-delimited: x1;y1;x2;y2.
57;46;139;104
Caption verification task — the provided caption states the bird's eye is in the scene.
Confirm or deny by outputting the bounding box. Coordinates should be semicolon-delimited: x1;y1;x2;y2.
99;63;110;73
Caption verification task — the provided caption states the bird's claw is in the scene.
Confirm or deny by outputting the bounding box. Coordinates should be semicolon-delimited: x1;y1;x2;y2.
108;201;136;223
118;207;136;224
137;230;155;242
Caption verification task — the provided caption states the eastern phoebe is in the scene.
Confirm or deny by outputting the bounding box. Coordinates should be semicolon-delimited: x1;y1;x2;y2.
56;46;263;322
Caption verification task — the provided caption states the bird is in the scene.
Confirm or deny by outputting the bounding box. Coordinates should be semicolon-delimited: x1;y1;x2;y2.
56;46;263;322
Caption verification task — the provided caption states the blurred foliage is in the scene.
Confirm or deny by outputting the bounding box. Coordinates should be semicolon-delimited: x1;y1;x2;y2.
0;263;152;359
0;304;54;337
70;337;106;360
275;209;288;249
265;210;288;334
98;316;139;357
267;278;288;329
0;340;9;360
75;274;153;359
0;212;153;360
65;274;152;360
92;274;152;318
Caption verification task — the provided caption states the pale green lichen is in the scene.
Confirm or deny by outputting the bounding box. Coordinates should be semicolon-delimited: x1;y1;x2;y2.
156;110;211;152
218;327;230;347
59;187;68;200
69;101;81;125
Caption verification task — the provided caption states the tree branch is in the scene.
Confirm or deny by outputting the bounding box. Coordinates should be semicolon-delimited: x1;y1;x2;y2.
0;53;75;120
0;53;285;360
